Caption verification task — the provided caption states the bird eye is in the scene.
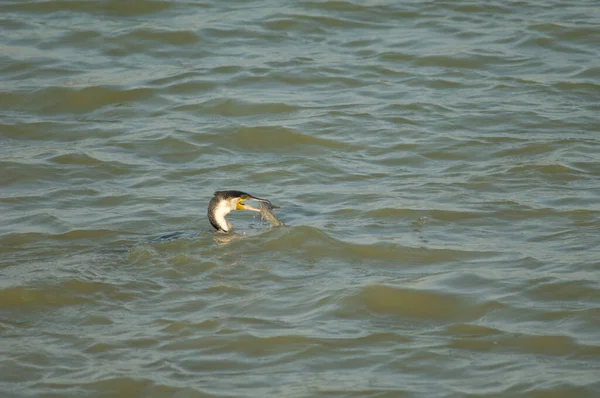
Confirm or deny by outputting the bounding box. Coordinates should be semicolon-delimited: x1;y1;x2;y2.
240;195;247;200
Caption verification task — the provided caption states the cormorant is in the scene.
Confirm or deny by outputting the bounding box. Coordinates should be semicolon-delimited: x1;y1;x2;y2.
207;190;277;232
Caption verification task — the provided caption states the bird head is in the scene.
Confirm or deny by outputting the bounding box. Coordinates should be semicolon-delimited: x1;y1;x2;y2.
213;190;278;212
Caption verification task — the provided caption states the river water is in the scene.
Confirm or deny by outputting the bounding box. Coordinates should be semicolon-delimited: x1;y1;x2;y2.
1;1;599;397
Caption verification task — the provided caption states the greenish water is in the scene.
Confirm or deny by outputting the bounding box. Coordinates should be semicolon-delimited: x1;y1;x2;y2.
1;1;599;397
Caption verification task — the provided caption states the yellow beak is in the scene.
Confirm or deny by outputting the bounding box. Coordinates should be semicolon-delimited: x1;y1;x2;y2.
236;199;260;211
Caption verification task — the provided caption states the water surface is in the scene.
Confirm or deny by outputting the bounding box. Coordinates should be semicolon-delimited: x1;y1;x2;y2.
1;1;599;397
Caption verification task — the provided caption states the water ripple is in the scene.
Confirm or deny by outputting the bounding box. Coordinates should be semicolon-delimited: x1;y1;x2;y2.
1;0;599;397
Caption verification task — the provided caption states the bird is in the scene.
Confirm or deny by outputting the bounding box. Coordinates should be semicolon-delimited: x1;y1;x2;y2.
207;190;276;232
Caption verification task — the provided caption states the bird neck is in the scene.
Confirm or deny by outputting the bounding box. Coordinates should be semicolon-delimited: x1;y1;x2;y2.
209;199;234;232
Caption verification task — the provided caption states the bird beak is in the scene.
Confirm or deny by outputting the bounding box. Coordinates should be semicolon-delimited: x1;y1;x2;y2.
236;195;279;211
247;194;280;210
235;199;260;211
236;198;260;212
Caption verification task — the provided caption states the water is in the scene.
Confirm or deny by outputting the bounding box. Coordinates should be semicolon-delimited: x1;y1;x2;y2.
1;1;599;397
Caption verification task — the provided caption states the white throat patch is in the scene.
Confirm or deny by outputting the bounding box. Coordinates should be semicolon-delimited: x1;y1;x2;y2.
213;198;236;232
